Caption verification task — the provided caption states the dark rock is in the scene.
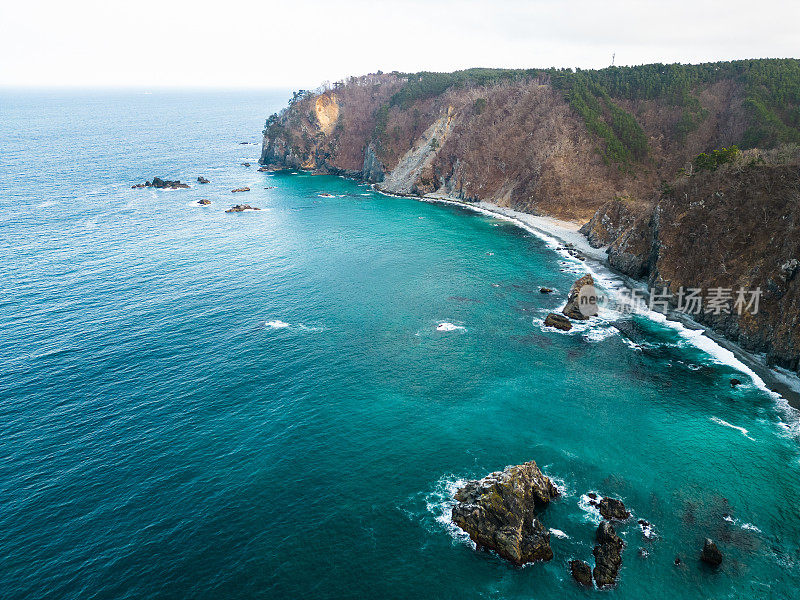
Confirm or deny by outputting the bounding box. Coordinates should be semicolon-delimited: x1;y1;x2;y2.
241;162;251;167
562;274;597;320
257;166;268;172
544;313;572;331
593;521;624;588
133;177;189;189
197;199;211;205
231;187;251;193
569;560;593;587
225;204;260;213
540;287;554;294
700;538;723;566
587;492;598;500
730;378;742;388
197;176;210;184
674;555;681;565
451;461;559;565
599;497;631;521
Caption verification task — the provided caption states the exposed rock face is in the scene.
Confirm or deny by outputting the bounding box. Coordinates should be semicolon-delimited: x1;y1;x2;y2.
225;204;260;213
451;461;559;565
569;560;593;587
231;187;251;193
544;313;572;331
700;538;723;566
362;143;385;183
132;177;189;189
593;521;624;588
562;274;597;320
599;497;631;521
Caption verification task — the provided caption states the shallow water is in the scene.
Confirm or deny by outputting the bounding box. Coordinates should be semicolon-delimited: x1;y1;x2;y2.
1;90;799;599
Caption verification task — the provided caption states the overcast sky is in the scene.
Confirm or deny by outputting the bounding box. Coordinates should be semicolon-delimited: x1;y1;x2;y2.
1;0;798;89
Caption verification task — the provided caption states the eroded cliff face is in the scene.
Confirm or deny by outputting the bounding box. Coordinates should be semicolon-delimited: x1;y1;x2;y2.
260;70;800;373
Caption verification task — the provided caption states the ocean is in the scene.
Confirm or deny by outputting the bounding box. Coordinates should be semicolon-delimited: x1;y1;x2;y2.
1;89;799;599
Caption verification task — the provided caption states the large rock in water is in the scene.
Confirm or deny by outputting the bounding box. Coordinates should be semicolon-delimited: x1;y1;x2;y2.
562;274;597;320
569;559;593;587
700;538;723;566
451;461;560;565
599;497;630;521
544;313;572;331
593;521;624;588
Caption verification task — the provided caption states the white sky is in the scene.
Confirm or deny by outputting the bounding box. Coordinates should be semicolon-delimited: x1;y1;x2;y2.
1;0;798;89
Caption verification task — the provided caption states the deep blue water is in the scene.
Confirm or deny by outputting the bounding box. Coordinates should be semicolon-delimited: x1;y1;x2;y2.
1;90;800;599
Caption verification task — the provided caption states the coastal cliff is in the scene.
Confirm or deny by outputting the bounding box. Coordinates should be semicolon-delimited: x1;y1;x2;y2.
260;61;800;374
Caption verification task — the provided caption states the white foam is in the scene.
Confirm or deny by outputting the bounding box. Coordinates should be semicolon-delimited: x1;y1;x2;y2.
711;416;755;441
578;493;602;523
436;322;466;332
424;477;473;545
37;200;57;208
265;320;290;329
742;522;761;532
549;528;569;539
640;521;656;539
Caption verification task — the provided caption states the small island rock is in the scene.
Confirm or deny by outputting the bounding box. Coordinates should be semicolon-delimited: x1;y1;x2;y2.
569;560;593;587
132;177;189;189
593;521;624;588
700;538;723;566
197;199;211;205
540;287;554;294
544;313;572;331
562;274;597;320
599;497;631;521
197;176;210;184
451;461;560;566
225;204;260;213
231;187;251;193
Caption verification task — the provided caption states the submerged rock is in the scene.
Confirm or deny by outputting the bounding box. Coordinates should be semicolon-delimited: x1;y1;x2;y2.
599;497;631;521
132;177;189;189
569;559;593;587
700;538;723;566
730;378;742;388
562;274;597;320
197;176;210;184
241;162;251;167
225;204;260;213
544;313;572;331
231;187;251;193
593;521;624;588
451;461;559;565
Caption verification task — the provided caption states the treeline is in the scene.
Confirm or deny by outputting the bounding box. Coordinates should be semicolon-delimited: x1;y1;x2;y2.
383;59;800;164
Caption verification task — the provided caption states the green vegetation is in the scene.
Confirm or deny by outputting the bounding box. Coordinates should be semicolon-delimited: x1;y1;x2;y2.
371;59;800;166
693;146;740;173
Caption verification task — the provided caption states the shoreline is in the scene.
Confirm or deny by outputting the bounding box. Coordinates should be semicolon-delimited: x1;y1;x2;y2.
376;186;800;411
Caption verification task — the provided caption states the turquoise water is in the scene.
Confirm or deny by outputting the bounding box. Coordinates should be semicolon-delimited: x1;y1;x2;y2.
1;90;799;599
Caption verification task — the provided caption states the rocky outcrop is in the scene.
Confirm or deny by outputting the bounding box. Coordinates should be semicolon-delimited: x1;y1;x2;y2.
700;538;723;566
132;177;189;189
225;204;260;213
569;560;593;587
197;176;210;184
197;199;211;205
231;187;251;193
544;313;572;331
362;143;385;183
593;521;624;588
599;497;630;521
451;461;559;565
562;274;597;320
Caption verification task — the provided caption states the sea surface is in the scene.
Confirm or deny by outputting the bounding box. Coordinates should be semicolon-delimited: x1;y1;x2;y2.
1;90;799;599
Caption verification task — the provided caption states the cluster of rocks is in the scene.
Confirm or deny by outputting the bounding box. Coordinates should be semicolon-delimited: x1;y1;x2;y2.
544;273;598;331
225;204;260;213
131;177;189;189
451;462;724;591
197;199;211;206
559;242;587;261
231;187;251;193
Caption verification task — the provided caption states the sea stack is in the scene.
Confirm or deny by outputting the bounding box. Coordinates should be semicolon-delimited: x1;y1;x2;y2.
451;461;560;566
562;274;598;320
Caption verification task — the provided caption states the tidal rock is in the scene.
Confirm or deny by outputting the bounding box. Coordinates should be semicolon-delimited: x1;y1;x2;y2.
451;461;560;565
700;538;722;566
197;199;211;205
257;166;268;172
132;177;189;189
225;204;260;213
674;555;681;565
562;274;597;320
599;497;630;521
593;521;624;588
540;287;554;294
730;378;742;388
544;313;572;331
569;559;593;587
231;187;251;193
241;162;251;167
197;176;210;184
